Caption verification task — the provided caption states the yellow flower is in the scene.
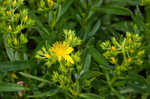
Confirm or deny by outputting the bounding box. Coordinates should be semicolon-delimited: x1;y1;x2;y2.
128;32;132;37
111;46;116;51
135;34;139;38
11;73;18;79
44;53;51;58
128;38;132;44
128;58;132;63
138;50;145;56
47;0;54;7
13;0;16;7
6;11;11;15
14;37;18;45
8;25;12;31
129;49;134;53
24;16;28;22
111;57;117;64
51;41;74;64
69;33;73;41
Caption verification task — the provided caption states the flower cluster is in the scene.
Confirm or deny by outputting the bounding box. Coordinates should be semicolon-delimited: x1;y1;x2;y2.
36;29;82;66
51;41;74;64
0;0;34;61
101;32;145;75
36;29;82;96
64;29;82;47
36;41;75;66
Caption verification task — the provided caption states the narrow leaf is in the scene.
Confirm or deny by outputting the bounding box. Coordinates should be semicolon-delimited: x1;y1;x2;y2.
92;6;132;16
28;89;59;98
0;61;36;72
88;20;101;38
79;93;103;99
0;82;27;92
19;72;51;84
56;0;73;22
80;53;91;76
88;46;108;66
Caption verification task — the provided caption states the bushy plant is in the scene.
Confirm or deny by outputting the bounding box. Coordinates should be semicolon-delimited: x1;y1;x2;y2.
0;0;150;99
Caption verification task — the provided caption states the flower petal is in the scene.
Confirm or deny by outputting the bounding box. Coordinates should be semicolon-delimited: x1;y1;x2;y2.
64;55;74;64
58;56;62;62
66;47;73;54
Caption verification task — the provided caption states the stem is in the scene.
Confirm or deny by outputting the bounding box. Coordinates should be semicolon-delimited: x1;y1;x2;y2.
122;39;127;66
141;93;149;99
105;73;125;99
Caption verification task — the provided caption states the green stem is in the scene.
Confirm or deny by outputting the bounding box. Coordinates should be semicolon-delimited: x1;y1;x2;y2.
105;73;125;99
122;39;127;66
141;93;149;99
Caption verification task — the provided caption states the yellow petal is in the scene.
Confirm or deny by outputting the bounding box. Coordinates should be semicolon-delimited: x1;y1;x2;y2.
64;55;74;64
44;53;51;58
66;47;73;54
58;56;62;62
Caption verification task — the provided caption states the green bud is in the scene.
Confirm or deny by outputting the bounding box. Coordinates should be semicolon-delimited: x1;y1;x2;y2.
138;50;145;56
20;34;28;44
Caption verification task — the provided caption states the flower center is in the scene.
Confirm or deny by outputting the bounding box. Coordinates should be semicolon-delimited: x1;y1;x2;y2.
55;48;65;56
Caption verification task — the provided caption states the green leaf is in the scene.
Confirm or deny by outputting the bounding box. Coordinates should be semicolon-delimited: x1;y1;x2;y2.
29;11;50;39
106;0;140;6
56;0;73;22
28;88;59;98
127;72;147;93
80;53;91;76
88;20;101;38
19;72;51;84
120;88;134;94
128;72;147;85
131;6;145;31
0;82;28;92
88;46;108;66
79;93;103;99
0;61;37;72
111;21;132;32
128;83;146;93
92;6;132;16
145;5;150;24
83;18;97;42
80;71;102;81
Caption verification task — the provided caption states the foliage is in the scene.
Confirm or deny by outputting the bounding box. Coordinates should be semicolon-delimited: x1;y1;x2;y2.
0;0;150;99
